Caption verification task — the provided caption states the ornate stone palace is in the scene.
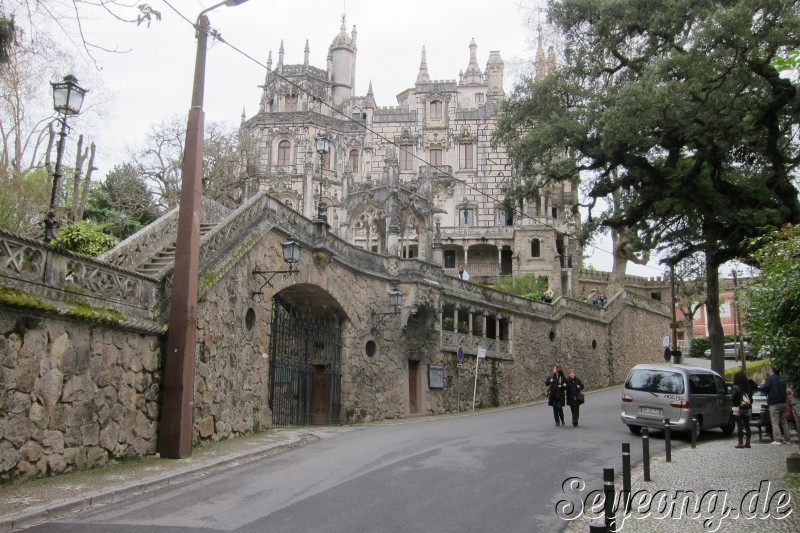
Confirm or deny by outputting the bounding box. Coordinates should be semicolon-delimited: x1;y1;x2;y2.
240;18;581;294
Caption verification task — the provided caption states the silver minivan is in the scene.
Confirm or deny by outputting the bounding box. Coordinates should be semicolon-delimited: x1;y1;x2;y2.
620;363;735;435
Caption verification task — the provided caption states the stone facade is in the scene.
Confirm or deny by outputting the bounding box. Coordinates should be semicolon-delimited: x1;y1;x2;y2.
241;19;583;295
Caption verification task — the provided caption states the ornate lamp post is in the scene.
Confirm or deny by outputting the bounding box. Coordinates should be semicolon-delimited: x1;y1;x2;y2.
159;0;249;460
46;75;87;242
315;133;330;220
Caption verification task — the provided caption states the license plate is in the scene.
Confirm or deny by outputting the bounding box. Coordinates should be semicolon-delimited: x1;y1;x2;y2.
639;406;662;415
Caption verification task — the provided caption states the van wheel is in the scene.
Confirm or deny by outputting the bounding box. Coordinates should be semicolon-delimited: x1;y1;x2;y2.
628;425;642;435
722;414;735;435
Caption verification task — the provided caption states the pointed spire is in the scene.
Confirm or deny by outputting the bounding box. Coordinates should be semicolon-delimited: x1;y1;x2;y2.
416;46;430;84
535;25;546;80
365;80;376;109
463;37;483;84
278;40;285;66
266;50;273;71
241;107;246;125
304;39;310;65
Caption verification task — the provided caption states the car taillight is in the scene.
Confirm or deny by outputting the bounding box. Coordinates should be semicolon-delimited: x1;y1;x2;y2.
621;394;633;403
670;400;689;409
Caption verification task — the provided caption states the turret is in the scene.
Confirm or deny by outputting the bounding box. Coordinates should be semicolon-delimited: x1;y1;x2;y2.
463;38;483;85
329;15;357;108
486;50;504;100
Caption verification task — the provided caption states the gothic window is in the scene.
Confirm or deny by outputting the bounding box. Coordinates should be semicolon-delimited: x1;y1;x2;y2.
400;145;414;170
459;143;474;169
349;149;359;173
531;238;541;258
459;208;474;226
429;149;442;166
430;100;442;120
498;205;513;226
444;250;456;268
285;94;298;111
475;93;485;104
551;206;559;219
322;150;332;170
277;140;291;166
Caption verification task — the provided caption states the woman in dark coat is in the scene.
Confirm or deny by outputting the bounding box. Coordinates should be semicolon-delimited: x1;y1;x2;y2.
545;365;567;426
565;369;585;427
731;371;752;448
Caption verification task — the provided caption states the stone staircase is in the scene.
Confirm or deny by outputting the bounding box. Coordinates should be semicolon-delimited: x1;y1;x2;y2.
135;222;217;277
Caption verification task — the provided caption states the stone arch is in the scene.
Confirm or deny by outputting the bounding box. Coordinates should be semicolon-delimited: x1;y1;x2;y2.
268;284;349;427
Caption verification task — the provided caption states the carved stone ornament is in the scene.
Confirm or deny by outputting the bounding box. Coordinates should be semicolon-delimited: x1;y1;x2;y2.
313;249;332;266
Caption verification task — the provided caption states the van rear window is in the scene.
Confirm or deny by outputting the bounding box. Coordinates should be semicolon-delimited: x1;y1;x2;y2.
625;370;685;394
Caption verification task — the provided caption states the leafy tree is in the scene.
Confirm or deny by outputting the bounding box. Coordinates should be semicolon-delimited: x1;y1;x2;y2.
85;163;160;239
495;0;800;376
56;220;118;257
0;167;49;236
744;225;800;388
130;117;247;211
0;15;15;63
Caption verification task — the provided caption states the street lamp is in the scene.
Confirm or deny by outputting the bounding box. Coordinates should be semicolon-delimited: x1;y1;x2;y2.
315;133;330;220
159;0;249;460
45;75;87;242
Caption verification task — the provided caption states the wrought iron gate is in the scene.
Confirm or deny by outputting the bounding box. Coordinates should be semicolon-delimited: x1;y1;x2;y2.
269;298;342;427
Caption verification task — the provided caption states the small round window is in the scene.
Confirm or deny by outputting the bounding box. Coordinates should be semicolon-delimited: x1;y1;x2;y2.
365;339;377;358
245;307;256;331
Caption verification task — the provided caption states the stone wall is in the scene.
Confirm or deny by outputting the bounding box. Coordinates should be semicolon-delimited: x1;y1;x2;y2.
0;311;161;483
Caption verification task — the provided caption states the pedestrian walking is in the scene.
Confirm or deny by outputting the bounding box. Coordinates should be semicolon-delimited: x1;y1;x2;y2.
759;366;791;445
731;371;752;448
458;266;469;281
663;346;671;364
545;365;567;426
565;369;584;427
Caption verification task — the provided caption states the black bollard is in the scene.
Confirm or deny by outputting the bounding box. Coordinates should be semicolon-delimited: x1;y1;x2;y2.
589;522;607;533
642;427;650;482
604;467;615;532
691;416;698;449
622;442;631;514
664;418;671;463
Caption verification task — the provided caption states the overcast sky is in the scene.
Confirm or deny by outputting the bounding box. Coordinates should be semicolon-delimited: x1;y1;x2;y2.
63;0;665;278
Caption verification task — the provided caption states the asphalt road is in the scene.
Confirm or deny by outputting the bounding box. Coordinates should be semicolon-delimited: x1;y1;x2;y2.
24;386;731;533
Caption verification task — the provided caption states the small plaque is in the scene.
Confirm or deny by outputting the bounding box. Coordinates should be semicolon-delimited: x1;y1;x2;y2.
428;364;444;389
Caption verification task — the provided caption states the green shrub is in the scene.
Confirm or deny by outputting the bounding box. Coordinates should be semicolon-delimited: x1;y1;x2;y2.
56;221;118;257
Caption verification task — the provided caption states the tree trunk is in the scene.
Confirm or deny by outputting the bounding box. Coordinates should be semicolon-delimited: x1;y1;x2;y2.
70;135;88;223
607;227;628;296
76;143;96;221
705;251;725;376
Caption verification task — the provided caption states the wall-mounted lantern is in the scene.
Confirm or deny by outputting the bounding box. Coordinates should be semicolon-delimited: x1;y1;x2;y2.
371;289;403;334
252;238;301;297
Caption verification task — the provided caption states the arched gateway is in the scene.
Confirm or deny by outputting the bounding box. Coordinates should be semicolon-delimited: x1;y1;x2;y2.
268;286;345;427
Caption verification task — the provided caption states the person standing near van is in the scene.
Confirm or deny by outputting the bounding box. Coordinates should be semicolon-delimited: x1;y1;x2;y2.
759;366;791;445
546;365;567;426
565;369;584;427
731;371;752;448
